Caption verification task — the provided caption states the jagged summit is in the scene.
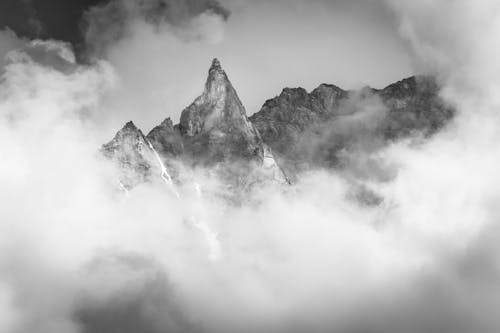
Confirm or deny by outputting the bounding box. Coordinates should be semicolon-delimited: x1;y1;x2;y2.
108;121;146;144
103;58;288;192
147;117;184;158
123;120;138;130
200;58;238;111
209;58;222;72
250;75;454;177
124;120;135;127
178;58;262;163
102;60;451;194
101;120;155;188
159;117;174;127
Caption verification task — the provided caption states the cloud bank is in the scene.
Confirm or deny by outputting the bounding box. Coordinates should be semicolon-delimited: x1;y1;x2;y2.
83;0;230;57
1;1;500;333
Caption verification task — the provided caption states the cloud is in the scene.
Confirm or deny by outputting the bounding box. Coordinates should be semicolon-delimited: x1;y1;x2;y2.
83;0;230;57
0;30;27;72
77;0;232;134
1;1;500;333
75;252;197;333
0;42;414;332
20;0;45;36
0;0;45;38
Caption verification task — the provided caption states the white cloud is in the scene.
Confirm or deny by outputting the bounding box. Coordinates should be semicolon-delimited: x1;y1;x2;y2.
1;1;500;332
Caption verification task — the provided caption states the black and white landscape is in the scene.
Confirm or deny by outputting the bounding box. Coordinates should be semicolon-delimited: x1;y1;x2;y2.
0;1;499;333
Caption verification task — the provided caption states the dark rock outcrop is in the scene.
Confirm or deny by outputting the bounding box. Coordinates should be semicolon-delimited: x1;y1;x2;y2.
146;117;184;158
249;75;454;177
380;76;454;139
102;59;454;195
103;59;288;192
101;121;158;189
178;59;268;166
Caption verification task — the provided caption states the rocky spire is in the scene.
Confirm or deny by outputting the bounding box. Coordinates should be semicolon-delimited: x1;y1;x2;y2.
179;58;259;151
103;58;289;191
101;121;155;188
104;121;146;149
200;58;233;110
209;57;222;72
123;120;139;131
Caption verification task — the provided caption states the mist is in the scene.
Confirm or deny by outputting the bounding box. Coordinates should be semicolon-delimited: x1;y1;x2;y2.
1;1;500;333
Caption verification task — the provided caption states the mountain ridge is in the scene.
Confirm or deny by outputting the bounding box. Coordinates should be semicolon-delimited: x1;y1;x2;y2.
250;74;454;177
103;58;289;194
102;59;454;195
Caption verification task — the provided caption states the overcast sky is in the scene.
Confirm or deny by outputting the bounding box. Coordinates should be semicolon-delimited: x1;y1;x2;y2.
101;0;414;131
0;0;414;131
3;2;500;333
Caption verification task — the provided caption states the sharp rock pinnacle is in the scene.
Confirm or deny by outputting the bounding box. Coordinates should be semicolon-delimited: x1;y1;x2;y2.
210;58;222;72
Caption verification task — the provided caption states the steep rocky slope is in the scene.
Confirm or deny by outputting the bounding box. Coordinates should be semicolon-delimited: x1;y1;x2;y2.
102;59;454;195
102;59;288;192
249;75;454;177
101;121;159;189
178;58;263;163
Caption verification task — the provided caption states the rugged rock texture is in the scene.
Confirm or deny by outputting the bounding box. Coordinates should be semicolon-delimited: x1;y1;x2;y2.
102;59;454;195
178;58;266;165
101;121;157;189
146;117;184;158
249;75;454;177
380;76;454;139
248;85;346;175
103;59;288;192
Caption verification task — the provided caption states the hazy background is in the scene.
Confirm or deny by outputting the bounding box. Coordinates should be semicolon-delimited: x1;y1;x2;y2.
2;1;500;333
1;0;413;134
93;0;414;132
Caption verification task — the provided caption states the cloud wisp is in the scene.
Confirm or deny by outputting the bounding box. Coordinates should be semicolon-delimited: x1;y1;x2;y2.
1;1;500;333
83;0;230;58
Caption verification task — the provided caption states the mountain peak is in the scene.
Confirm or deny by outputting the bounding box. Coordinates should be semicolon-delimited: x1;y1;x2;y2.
101;121;154;188
123;121;138;131
205;58;229;96
105;57;288;191
179;58;267;163
106;121;146;148
210;58;222;72
180;58;250;138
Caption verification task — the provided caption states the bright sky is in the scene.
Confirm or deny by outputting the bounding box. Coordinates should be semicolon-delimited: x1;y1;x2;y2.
99;0;414;131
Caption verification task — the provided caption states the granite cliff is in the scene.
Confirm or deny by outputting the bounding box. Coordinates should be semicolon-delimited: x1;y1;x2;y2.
102;59;288;194
250;75;454;178
102;59;454;196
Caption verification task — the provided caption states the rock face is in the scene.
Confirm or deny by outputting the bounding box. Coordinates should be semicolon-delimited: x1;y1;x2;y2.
248;85;347;175
102;59;454;193
103;59;288;192
101;121;158;189
146;117;184;158
380;76;453;139
178;59;266;165
249;75;454;177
